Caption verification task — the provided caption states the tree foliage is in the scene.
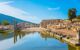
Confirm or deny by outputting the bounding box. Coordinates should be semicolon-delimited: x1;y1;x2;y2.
68;8;77;21
2;20;9;25
77;15;80;19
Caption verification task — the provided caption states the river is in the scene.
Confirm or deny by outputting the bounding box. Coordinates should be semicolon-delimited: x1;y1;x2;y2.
0;31;79;50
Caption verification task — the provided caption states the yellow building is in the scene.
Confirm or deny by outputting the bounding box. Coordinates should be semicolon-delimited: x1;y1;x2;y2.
40;19;64;28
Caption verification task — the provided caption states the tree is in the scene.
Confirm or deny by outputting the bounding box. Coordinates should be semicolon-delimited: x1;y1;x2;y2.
68;8;77;21
0;22;1;25
77;15;80;19
2;20;10;26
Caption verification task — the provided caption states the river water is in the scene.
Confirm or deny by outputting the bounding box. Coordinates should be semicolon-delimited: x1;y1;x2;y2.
0;31;79;50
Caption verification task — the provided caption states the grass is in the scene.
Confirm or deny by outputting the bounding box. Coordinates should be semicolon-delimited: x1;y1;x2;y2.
0;29;13;33
0;30;5;33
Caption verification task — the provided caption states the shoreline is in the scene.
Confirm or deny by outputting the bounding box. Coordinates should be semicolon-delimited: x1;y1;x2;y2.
21;27;80;46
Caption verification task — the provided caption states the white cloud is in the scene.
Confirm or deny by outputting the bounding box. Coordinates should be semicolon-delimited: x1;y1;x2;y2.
48;7;60;10
0;1;13;5
0;1;39;23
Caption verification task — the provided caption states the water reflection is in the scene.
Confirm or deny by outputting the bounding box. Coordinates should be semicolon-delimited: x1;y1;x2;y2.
14;31;36;43
39;32;65;43
14;31;25;43
0;31;80;50
40;32;80;50
67;44;80;50
0;31;13;41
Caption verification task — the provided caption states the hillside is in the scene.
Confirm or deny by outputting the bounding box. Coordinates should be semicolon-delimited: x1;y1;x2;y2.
0;13;35;25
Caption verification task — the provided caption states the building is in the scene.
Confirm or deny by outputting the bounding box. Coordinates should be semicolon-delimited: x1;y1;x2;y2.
17;22;39;29
0;25;13;30
40;19;64;28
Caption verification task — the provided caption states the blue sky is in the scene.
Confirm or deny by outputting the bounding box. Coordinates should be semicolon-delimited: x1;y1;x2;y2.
0;0;80;23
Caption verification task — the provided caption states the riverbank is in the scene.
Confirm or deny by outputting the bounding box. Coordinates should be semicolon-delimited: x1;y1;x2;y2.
40;27;80;47
22;27;46;32
22;27;80;46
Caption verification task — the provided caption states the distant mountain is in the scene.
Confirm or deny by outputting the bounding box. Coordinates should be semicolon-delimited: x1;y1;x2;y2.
0;13;35;25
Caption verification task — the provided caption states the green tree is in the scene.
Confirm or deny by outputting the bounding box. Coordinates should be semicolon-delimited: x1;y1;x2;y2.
77;15;80;19
68;8;77;21
0;22;1;25
2;20;10;25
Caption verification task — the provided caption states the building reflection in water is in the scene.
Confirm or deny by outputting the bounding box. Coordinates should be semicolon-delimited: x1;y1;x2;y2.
0;31;14;41
13;31;26;43
40;32;80;50
1;32;8;38
0;31;80;50
68;44;80;50
13;31;35;43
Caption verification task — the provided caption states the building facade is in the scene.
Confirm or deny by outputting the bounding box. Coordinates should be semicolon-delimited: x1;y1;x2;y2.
17;22;39;29
40;19;64;28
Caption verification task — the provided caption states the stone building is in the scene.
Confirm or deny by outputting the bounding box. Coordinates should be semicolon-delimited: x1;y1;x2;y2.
40;19;64;28
17;22;39;29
